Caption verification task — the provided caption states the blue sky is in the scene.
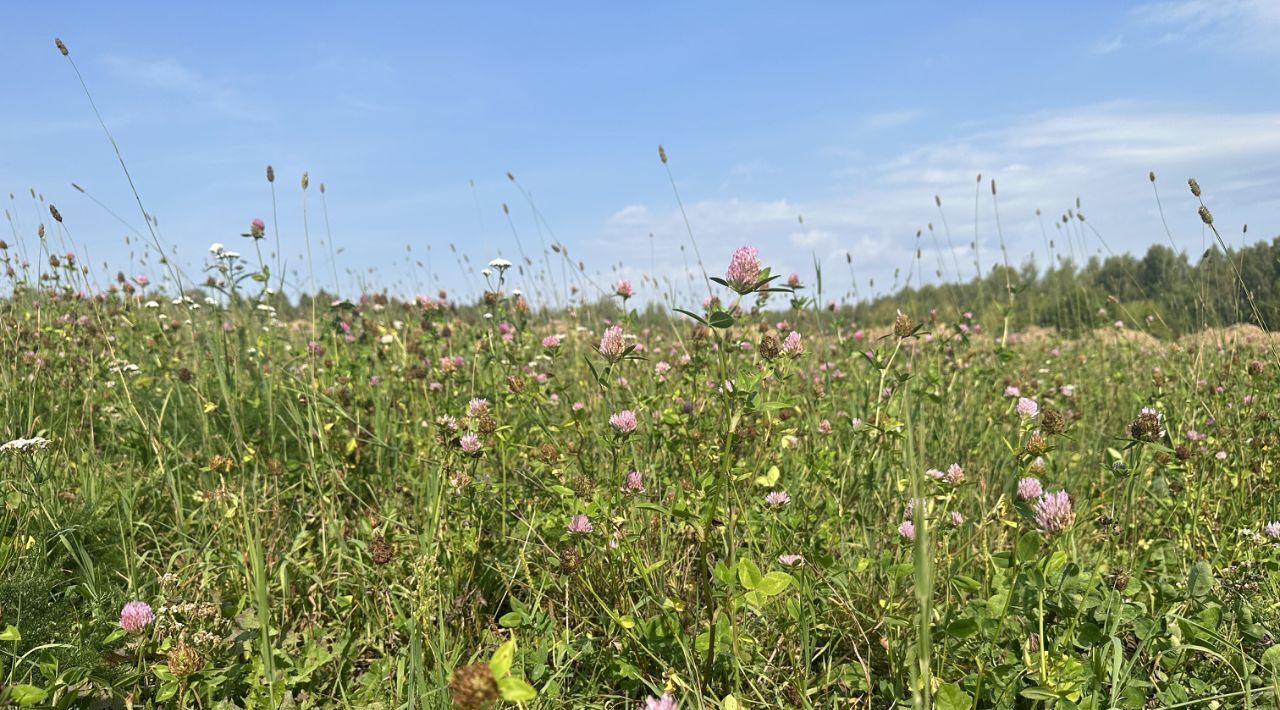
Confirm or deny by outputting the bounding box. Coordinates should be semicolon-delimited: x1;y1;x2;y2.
4;1;1280;306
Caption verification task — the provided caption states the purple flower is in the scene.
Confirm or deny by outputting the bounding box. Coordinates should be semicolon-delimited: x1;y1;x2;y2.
542;334;561;348
459;433;481;453
1016;397;1039;418
1004;385;1021;397
898;520;916;541
782;331;804;356
249;217;266;238
609;410;637;434
946;463;965;484
468;398;489;417
120;600;155;632
623;470;645;493
1264;521;1280;539
598;325;627;361
567;514;593;535
615;279;633;298
645;694;678;710
725;246;761;293
1017;477;1043;501
1034;490;1075;534
950;511;965;526
765;490;791;507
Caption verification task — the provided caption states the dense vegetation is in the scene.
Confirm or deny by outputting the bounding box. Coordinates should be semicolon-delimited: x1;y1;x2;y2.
2;235;1280;708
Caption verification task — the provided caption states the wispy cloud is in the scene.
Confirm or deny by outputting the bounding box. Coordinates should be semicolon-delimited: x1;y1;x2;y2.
864;109;924;130
1089;34;1125;55
102;55;267;122
1132;0;1280;53
594;103;1280;301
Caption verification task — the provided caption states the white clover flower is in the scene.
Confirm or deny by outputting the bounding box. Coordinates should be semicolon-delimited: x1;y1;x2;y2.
209;242;225;254
0;436;52;454
380;334;395;344
144;300;160;308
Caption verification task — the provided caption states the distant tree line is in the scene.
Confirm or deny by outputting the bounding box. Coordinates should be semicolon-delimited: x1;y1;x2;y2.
843;238;1280;336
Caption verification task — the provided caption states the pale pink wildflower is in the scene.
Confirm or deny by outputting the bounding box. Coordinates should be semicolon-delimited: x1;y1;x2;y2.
120;601;155;632
609;410;637;434
598;325;627;361
725;246;761;292
1017;477;1043;501
1016;397;1039;418
1034;490;1075;533
459;433;481;453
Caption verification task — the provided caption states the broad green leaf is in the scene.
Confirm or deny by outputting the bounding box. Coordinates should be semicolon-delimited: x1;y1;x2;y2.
1016;533;1040;563
754;465;780;487
1187;561;1214;599
737;559;762;590
755;571;794;596
708;311;735;329
497;676;537;701
934;683;972;710
489;638;516;678
156;681;179;702
723;693;741;710
9;685;47;707
0;624;21;641
945;618;979;639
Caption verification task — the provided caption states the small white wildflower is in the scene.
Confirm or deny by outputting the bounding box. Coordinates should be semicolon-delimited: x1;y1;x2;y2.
488;257;513;269
0;436;52;454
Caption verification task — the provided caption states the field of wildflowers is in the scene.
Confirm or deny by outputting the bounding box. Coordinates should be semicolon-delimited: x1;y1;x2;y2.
2;224;1280;708
3;34;1280;710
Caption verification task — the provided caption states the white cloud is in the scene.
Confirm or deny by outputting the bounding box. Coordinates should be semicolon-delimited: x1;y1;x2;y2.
591;103;1280;304
1132;0;1280;53
1089;34;1125;55
864;109;924;130
102;55;265;122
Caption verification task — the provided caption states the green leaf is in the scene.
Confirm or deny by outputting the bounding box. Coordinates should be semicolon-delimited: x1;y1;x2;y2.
755;571;794;596
708;311;735;329
754;465;780;487
945;618;979;639
8;685;47;707
1015;532;1040;563
0;624;21;641
156;681;179;702
489;638;516;679
498;611;525;628
672;308;708;326
1261;644;1280;671
1187;561;1215;599
723;693;741;710
737;559;762;590
934;683;972;710
497;676;537;701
